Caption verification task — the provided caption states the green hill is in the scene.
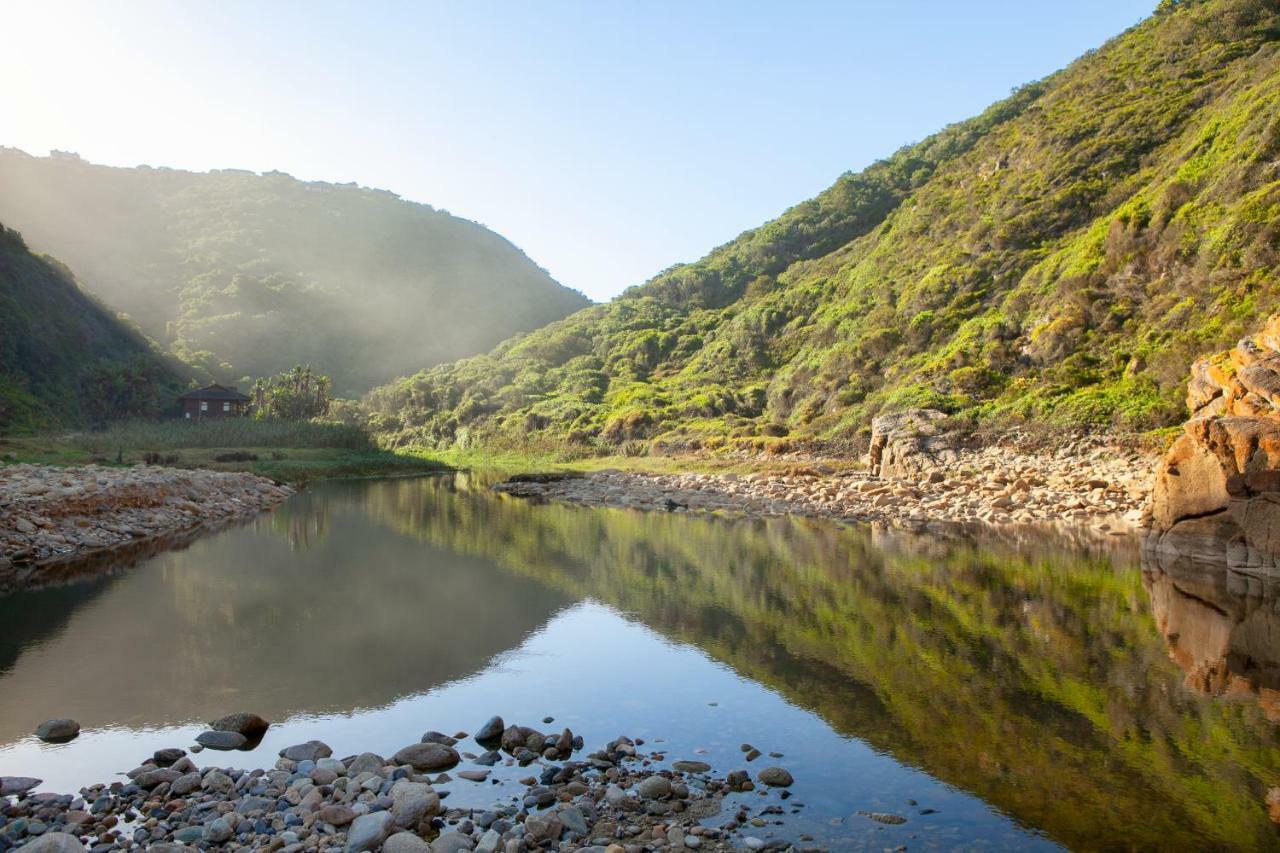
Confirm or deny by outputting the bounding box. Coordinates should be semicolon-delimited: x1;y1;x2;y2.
367;0;1280;453
0;225;184;432
0;152;589;396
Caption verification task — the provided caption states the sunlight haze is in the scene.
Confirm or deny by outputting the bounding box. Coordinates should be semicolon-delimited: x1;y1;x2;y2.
4;1;1153;299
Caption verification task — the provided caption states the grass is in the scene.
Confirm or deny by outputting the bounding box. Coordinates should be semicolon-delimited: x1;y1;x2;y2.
0;419;444;486
408;444;862;477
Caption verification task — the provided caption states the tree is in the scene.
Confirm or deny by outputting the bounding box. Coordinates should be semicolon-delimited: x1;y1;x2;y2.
251;365;332;420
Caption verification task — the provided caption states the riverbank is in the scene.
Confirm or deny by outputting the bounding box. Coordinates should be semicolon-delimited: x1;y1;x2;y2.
494;433;1155;533
1;436;443;488
0;465;293;593
0;722;804;853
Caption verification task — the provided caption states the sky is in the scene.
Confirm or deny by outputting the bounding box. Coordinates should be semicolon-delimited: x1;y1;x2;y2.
1;1;1155;302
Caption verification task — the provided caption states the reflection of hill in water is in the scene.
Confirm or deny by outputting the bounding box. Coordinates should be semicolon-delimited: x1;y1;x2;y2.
0;480;571;741
374;475;1280;852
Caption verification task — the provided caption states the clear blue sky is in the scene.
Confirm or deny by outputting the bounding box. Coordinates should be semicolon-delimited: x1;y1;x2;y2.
2;1;1154;301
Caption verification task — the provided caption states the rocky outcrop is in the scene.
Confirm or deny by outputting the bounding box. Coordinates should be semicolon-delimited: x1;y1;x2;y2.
867;409;956;479
1149;316;1280;575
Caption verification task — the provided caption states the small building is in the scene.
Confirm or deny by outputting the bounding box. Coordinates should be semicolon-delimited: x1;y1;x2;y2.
179;384;250;419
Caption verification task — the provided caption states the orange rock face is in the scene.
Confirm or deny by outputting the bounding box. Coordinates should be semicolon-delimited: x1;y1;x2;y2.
1148;316;1280;575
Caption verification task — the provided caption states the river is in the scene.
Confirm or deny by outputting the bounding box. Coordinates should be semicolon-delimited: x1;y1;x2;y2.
1;474;1277;850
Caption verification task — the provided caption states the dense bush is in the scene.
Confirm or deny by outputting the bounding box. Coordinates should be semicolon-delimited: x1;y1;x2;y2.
367;0;1280;451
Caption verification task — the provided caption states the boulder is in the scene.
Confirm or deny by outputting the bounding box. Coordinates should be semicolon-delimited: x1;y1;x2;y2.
383;832;432;853
756;766;794;787
391;741;459;771
346;810;395;852
389;779;441;827
474;715;504;744
34;718;80;742
280;740;333;762
1148;315;1280;575
196;730;247;750
18;833;86;852
868;409;955;480
209;712;270;738
0;776;41;796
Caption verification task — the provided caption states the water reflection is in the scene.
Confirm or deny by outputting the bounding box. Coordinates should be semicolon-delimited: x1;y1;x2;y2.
0;474;1276;850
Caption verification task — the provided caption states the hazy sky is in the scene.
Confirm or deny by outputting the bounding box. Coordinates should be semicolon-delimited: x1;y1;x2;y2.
2;1;1153;301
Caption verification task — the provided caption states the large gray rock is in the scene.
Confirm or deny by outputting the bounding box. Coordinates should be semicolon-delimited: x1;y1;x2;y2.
346;752;386;774
474;715;504;743
208;712;270;738
196;730;247;750
280;740;333;762
346;810;395;852
0;776;41;796
389;779;440;827
636;775;671;800
391;741;459;771
135;767;182;789
34;718;80;742
170;772;202;796
432;832;475;853
18;833;86;852
383;832;432;853
756;766;794;787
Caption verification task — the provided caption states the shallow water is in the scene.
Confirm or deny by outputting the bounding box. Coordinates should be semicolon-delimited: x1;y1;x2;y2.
1;474;1278;850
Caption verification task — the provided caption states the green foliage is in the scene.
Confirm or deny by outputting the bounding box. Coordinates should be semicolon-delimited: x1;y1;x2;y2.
0;225;184;431
72;417;371;452
0;152;589;395
251;365;333;421
365;0;1280;450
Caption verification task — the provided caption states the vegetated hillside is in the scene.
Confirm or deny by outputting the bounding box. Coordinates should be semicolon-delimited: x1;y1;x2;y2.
0;225;184;432
0;152;589;395
368;0;1280;454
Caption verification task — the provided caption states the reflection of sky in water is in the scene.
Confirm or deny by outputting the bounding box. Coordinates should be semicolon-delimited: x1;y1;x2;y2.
0;475;1276;850
0;601;1050;850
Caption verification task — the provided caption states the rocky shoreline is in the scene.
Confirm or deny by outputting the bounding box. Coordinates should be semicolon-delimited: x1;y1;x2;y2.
0;717;809;853
0;465;293;594
495;433;1153;534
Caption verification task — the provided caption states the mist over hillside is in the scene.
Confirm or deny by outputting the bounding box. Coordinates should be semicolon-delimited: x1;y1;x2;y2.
0;225;184;431
367;0;1280;452
0;151;590;395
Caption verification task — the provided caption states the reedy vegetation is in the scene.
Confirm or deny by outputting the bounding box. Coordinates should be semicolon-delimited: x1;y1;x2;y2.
367;0;1280;454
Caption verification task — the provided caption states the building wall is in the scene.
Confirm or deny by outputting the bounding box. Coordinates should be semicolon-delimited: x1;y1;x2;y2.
181;399;246;419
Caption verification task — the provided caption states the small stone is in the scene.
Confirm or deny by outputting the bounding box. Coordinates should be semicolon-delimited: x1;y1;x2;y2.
34;718;80;742
858;810;907;825
280;740;333;762
196;730;247;750
474;716;505;743
433;831;476;853
170;772;202;796
457;770;489;782
318;804;357;826
152;748;186;766
636;776;672;800
383;832;432;853
345;810;395;852
671;760;711;774
203;817;233;843
21;832;87;852
756;767;793;787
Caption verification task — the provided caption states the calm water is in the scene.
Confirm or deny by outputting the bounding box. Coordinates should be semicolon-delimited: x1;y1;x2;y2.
2;474;1278;850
